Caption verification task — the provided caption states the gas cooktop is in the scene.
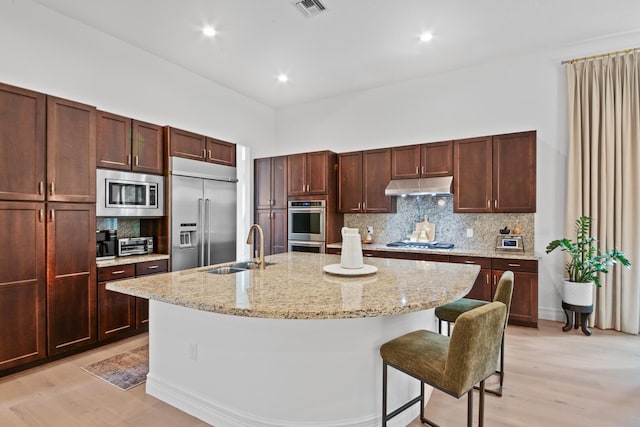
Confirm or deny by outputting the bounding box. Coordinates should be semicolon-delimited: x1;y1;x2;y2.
386;241;454;250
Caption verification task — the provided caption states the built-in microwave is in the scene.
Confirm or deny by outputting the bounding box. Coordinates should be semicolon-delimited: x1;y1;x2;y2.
96;169;165;217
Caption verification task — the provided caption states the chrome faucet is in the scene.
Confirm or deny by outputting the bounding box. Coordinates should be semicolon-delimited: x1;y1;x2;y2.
246;224;265;270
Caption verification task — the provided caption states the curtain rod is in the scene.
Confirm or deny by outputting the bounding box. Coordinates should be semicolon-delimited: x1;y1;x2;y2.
561;48;640;65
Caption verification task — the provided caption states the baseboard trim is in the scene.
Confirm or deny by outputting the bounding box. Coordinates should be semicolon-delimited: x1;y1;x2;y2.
146;373;380;427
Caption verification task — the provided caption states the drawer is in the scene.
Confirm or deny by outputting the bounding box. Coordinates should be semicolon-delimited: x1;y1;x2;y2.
98;264;136;282
326;247;341;255
416;253;450;263
449;255;492;269
135;259;169;276
492;258;538;273
380;250;417;260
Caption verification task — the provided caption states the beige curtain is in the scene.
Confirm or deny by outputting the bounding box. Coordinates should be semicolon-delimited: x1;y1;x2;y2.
565;52;640;334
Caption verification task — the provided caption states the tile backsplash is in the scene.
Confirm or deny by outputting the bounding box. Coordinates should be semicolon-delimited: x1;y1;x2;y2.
95;218;140;238
344;195;534;252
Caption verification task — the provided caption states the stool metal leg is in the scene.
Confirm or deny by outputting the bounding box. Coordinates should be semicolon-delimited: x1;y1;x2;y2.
467;386;473;427
478;380;485;427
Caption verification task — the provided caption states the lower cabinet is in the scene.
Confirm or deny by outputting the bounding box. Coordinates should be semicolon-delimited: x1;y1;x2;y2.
47;203;97;356
256;208;287;255
97;258;168;342
327;247;538;327
0;202;47;371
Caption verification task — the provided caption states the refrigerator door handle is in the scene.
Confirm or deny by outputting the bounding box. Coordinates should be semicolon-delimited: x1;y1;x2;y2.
198;198;204;267
205;198;211;266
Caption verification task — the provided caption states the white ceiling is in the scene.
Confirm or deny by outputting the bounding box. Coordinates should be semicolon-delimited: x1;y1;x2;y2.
32;0;640;108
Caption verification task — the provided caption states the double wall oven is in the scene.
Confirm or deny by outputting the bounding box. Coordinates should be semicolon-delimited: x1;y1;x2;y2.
288;200;326;253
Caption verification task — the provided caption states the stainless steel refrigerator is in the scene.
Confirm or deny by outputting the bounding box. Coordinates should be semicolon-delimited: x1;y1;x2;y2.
170;157;237;271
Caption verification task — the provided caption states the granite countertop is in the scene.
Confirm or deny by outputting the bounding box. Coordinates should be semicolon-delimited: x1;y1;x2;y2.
106;252;480;320
97;253;170;268
326;242;539;261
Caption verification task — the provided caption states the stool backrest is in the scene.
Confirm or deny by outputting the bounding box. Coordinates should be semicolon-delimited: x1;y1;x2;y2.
443;301;507;396
493;271;514;327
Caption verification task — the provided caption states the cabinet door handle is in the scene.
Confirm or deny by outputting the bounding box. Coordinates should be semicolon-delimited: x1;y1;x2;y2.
49;209;55;222
416;166;419;174
464;260;475;264
487;200;490;208
203;149;206;158
485;274;489;285
508;263;521;267
421;166;425;175
147;265;159;270
127;154;131;165
50;182;55;195
363;202;366;210
494;200;497;209
134;156;139;166
111;270;126;275
208;149;212;160
39;209;44;222
38;181;44;195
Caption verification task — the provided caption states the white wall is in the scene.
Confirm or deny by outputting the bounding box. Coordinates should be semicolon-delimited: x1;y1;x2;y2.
0;0;276;253
274;32;640;321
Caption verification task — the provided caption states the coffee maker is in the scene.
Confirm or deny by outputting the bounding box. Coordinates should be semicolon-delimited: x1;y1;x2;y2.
96;229;117;260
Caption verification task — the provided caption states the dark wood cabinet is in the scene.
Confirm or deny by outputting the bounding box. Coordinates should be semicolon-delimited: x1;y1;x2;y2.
492;258;538;327
167;127;205;161
0;83;46;202
206;137;236;167
134;259;168;328
46;203;96;355
97;258;168;341
0;202;47;370
255;156;288;210
492;132;536;212
256;209;287;255
255;155;288;255
46;96;96;203
391;141;453;179
167;127;235;166
132;120;164;174
97;264;135;341
454;131;536;213
338;149;395;213
287;151;332;196
96;111;130;171
449;256;493;301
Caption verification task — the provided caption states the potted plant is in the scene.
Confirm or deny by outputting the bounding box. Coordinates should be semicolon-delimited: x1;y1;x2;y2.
546;215;631;306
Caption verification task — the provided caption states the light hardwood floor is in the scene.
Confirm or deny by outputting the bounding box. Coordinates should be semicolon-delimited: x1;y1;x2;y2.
0;320;638;426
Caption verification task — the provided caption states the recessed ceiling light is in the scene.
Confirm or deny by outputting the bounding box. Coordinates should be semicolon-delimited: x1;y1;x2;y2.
419;32;433;42
277;74;289;83
202;26;216;37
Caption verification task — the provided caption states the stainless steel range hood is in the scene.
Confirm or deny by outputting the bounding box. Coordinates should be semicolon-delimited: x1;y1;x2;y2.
384;176;453;196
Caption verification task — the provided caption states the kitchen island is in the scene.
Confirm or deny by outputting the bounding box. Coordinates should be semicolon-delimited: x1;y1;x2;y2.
107;252;479;427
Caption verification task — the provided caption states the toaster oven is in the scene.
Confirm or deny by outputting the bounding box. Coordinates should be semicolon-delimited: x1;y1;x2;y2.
117;237;154;256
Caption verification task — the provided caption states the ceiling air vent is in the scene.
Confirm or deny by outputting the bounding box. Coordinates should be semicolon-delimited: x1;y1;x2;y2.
295;0;327;17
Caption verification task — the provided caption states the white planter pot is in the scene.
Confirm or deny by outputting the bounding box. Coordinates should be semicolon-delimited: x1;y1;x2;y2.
562;280;594;306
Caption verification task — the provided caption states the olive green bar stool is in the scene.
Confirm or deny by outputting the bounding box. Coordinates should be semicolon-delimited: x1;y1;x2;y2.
435;270;514;396
380;301;507;427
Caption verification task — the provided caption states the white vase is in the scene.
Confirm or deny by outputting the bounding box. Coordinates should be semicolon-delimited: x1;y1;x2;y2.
562;280;594;306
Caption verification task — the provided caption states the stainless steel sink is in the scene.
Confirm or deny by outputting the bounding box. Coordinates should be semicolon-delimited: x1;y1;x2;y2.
207;261;275;275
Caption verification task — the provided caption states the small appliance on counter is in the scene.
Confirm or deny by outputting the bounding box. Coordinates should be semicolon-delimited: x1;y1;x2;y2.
495;235;524;252
96;229;117;260
117;237;154;256
386;241;454;250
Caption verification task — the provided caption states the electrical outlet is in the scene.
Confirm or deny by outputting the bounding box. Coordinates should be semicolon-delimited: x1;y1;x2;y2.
466;228;473;238
188;343;198;361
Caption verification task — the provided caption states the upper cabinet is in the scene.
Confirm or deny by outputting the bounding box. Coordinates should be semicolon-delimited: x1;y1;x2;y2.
454;131;536;213
0;83;46;201
287;151;334;196
46;96;96;203
96;111;164;175
391;141;453;179
166;126;236;167
255;156;288;210
338;148;395;213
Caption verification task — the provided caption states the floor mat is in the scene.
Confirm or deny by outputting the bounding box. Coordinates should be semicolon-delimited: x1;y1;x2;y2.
81;345;149;391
